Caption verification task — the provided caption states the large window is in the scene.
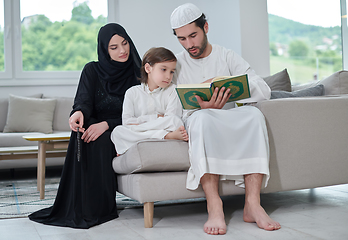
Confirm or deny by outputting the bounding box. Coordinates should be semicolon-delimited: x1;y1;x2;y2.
20;0;107;71
1;0;109;82
267;0;343;85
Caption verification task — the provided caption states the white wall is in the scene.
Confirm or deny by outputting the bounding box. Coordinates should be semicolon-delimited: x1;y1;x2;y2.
115;0;243;57
116;0;269;76
240;0;270;76
0;0;270;98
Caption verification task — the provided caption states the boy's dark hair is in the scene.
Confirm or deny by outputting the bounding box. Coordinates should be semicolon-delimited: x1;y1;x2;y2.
140;47;177;84
173;13;207;36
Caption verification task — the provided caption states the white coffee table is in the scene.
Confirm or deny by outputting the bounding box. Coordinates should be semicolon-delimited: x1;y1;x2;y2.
23;132;71;199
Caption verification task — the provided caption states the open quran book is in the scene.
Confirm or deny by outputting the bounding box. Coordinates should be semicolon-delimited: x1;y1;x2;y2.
176;74;250;109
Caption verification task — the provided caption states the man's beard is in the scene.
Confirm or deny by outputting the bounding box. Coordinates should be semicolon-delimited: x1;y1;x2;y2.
186;33;208;58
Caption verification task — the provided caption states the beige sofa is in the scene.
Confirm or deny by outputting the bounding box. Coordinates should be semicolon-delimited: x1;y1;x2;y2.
0;94;73;169
112;70;348;228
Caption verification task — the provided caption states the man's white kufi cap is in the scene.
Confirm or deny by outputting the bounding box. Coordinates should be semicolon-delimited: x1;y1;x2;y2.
170;3;202;29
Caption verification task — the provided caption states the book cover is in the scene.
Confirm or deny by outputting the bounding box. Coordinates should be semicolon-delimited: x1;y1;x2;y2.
176;74;250;109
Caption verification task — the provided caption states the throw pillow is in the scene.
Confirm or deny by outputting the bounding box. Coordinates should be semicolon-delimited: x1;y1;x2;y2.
0;98;9;132
291;70;348;95
0;94;43;132
315;70;348;95
3;94;57;134
46;96;74;131
271;84;325;99
263;69;292;92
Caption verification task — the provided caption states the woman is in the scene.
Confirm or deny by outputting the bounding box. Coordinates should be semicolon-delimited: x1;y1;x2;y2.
29;23;141;229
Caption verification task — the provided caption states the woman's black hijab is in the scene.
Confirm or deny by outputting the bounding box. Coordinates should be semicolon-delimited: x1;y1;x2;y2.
94;23;141;96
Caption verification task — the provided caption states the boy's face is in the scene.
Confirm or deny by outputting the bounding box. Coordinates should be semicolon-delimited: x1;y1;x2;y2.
175;22;208;59
145;61;176;90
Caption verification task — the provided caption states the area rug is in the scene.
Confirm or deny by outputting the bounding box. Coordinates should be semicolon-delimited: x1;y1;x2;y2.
0;178;205;219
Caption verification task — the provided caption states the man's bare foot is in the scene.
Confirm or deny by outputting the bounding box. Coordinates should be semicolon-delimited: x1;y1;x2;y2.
164;126;189;141
243;203;281;231
204;198;227;235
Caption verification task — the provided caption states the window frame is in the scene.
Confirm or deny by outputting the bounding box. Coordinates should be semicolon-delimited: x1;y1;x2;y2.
342;0;348;69
0;0;116;86
0;0;12;79
1;0;347;86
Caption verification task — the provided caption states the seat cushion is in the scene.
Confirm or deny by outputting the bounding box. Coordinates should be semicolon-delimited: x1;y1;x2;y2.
117;172;246;203
0;131;68;148
0;132;41;147
112;139;190;174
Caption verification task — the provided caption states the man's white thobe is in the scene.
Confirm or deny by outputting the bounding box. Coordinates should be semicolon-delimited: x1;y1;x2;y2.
175;44;271;190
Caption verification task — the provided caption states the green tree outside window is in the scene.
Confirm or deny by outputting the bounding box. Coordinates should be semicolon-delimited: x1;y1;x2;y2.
21;1;106;71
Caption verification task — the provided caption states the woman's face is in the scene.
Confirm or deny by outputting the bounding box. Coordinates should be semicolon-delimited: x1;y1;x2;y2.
108;34;130;62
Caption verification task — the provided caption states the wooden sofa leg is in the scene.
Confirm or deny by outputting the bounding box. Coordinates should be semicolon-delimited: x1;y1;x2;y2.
144;202;154;228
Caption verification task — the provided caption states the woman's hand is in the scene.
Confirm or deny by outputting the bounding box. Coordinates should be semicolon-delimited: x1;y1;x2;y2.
195;87;231;109
69;111;85;132
81;121;109;143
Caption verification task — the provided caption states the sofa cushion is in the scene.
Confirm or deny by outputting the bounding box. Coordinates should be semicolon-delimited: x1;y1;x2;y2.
0;131;69;148
44;96;73;131
3;95;56;134
271;85;325;99
0;132;41;147
112;139;190;174
292;70;348;95
263;69;292;92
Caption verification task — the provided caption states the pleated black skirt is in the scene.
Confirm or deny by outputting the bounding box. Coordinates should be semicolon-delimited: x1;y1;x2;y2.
29;130;118;229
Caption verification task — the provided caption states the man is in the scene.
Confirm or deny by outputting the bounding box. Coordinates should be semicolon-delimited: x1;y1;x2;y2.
170;3;281;235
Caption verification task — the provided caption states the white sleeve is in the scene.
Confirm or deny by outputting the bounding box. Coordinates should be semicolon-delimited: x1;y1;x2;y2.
122;88;157;125
238;67;271;103
163;86;183;117
226;50;271;103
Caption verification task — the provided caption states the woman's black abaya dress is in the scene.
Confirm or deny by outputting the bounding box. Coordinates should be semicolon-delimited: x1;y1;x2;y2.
29;62;124;228
29;22;141;229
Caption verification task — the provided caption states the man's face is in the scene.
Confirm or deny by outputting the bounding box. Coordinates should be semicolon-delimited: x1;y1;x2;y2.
175;22;208;59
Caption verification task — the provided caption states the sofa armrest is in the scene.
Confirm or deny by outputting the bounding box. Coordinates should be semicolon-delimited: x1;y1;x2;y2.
257;95;348;192
113;139;190;174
